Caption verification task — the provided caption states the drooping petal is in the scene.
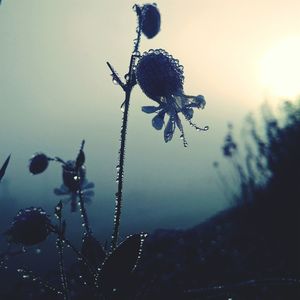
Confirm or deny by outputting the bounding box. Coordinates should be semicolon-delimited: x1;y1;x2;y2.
142;106;160;114
83;181;95;190
53;187;69;196
174;114;188;147
187;94;206;109
152;111;165;130
182;107;194;120
84;190;95;198
164;116;176;142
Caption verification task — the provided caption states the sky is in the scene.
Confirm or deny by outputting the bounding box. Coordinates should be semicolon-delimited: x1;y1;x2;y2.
0;0;300;242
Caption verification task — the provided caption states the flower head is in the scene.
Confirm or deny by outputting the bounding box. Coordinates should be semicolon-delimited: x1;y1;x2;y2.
29;153;49;174
62;160;86;193
139;4;161;39
135;49;208;146
6;207;51;246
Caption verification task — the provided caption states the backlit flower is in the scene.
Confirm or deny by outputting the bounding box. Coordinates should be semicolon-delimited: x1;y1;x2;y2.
6;207;51;246
135;49;208;146
54;160;94;212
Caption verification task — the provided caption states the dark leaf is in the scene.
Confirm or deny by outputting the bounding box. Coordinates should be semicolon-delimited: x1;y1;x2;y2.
0;154;11;182
98;233;147;295
81;234;106;268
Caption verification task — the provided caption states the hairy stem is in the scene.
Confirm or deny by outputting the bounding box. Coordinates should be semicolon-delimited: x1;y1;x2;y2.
111;88;132;250
110;11;142;250
78;190;91;235
57;218;69;300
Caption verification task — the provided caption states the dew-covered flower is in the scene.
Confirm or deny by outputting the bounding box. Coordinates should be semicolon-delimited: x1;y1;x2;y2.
54;160;94;212
6;207;51;246
62;160;86;193
29;153;49;174
135;49;208;146
137;3;161;39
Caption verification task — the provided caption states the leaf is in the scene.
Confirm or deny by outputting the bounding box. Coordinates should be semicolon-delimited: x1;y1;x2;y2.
81;234;106;268
0;154;11;182
98;233;147;295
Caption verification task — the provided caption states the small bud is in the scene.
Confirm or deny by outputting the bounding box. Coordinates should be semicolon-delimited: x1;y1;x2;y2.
140;4;161;39
29;153;49;174
5;207;51;246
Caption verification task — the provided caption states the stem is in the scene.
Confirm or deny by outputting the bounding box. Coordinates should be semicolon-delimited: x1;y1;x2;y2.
110;12;142;250
57;219;69;300
78;190;91;235
111;88;132;250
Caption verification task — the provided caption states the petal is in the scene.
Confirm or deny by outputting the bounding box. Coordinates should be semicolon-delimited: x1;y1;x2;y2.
175;115;188;147
164;116;176;142
182;107;194;120
54;187;69;196
192;95;206;109
185;94;206;109
142;106;160;114
84;190;95;198
152;112;165;130
83;181;95;190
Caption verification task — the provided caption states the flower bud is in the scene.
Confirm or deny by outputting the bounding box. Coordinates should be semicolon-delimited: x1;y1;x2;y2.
29;153;49;174
140;4;161;39
6;207;51;246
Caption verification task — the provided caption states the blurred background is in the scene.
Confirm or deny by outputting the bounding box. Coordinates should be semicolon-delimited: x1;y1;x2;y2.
0;0;300;244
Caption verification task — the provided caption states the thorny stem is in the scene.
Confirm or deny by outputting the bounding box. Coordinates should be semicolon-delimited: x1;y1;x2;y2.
76;140;92;235
49;225;96;276
111;88;132;250
57;216;69;300
78;190;91;235
110;13;142;250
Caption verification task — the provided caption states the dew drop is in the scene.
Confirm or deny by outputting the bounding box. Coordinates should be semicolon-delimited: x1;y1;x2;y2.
124;74;130;81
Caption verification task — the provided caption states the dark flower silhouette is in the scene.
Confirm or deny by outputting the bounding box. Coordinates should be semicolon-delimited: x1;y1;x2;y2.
5;207;51;246
136;49;208;146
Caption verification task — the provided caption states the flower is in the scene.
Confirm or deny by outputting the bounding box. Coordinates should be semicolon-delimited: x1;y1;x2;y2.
135;49;208;146
54;160;94;212
29;153;49;174
6;207;51;246
139;4;161;39
62;160;86;193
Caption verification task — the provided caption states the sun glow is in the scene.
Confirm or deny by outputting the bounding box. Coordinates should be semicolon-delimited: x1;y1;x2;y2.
260;37;300;99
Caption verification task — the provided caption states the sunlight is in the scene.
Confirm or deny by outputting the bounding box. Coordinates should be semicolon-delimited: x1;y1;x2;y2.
260;37;300;99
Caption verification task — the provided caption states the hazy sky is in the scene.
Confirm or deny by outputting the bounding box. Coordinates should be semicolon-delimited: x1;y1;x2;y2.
1;0;300;240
